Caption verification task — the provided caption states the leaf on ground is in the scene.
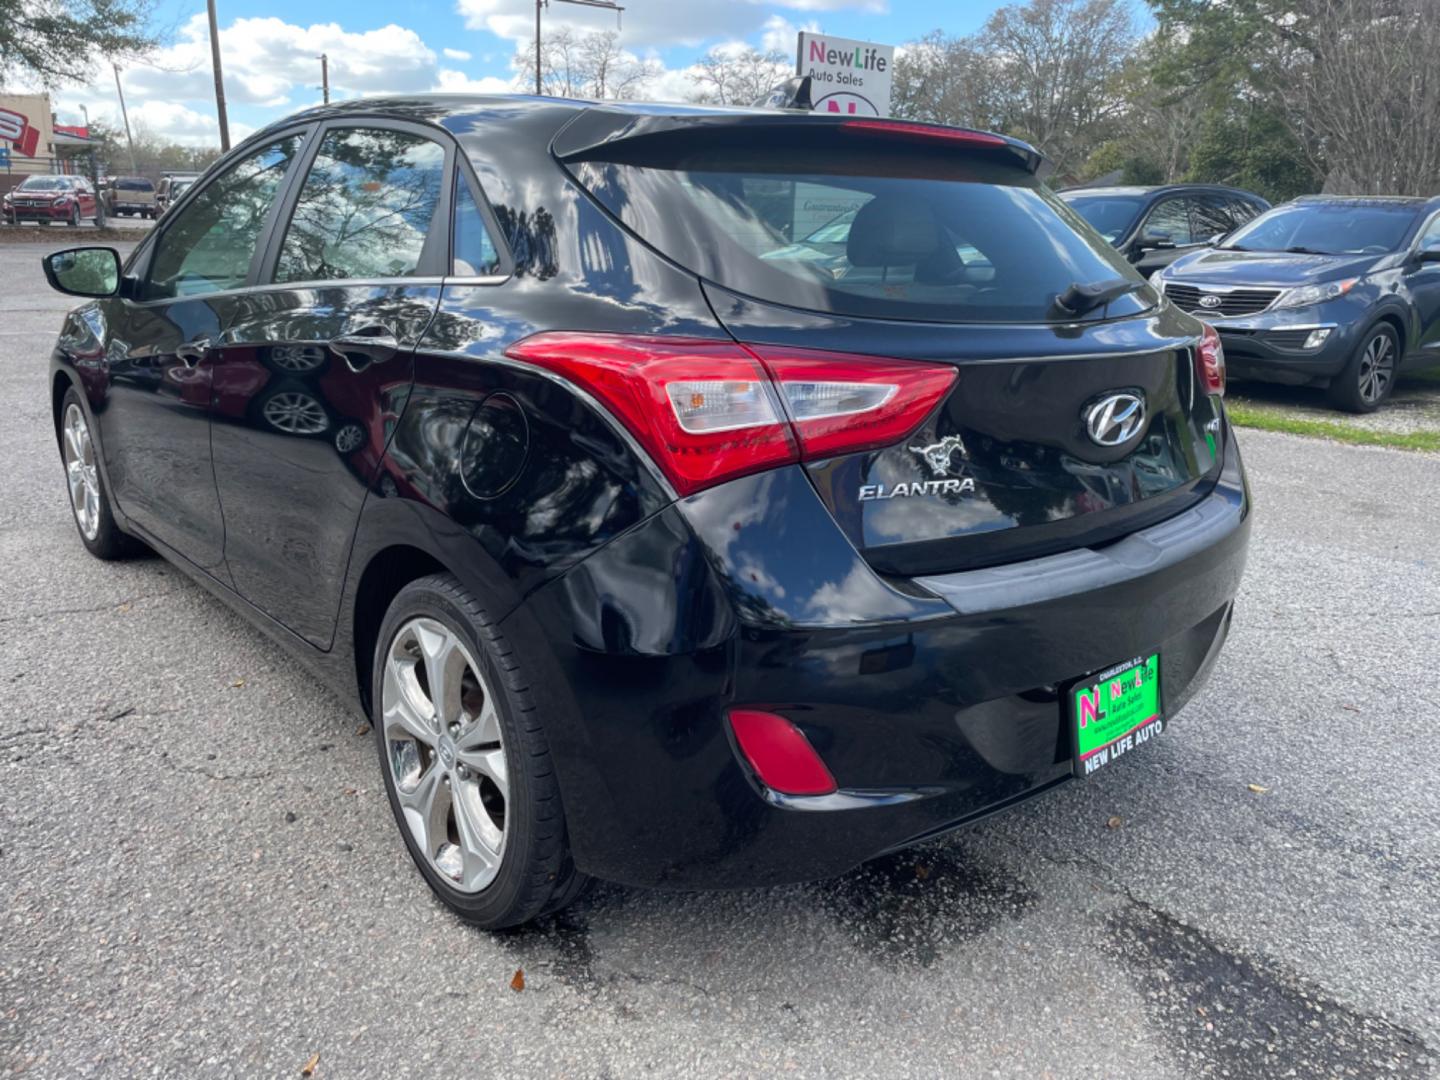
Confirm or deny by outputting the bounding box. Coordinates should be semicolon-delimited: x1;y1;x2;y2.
342;786;358;796
914;863;930;880
300;1051;320;1076
1106;815;1123;830
116;603;131;614
355;722;371;736
509;968;525;992
1340;704;1360;713
1247;783;1269;794
230;679;245;688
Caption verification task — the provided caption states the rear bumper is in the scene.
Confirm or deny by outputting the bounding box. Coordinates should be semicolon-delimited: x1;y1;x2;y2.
512;422;1251;889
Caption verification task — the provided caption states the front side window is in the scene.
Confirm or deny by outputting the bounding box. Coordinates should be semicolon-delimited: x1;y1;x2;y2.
1190;196;1235;240
143;136;303;300
1143;198;1196;246
274;127;446;284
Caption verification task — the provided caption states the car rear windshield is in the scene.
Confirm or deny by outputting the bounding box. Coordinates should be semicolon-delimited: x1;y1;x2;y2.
1223;202;1420;255
568;138;1148;323
1059;194;1145;244
118;178;153;191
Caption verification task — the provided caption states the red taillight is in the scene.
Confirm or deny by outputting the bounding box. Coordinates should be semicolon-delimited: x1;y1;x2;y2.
504;333;956;495
728;710;837;796
1197;324;1226;396
839;119;1009;147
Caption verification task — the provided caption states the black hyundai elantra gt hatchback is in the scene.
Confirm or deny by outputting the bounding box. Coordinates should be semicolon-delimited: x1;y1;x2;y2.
42;96;1250;928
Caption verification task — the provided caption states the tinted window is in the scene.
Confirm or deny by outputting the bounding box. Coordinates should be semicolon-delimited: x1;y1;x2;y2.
1060;194;1145;244
1143;198;1196;246
1190;195;1235;240
275;127;446;283
118;178;153;192
453;174;501;276
1224;202;1420;254
144;136;303;300
573;143;1146;323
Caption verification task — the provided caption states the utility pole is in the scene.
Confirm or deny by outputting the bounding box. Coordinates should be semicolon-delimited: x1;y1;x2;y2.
533;0;625;97
206;0;231;152
319;53;330;104
111;64;137;174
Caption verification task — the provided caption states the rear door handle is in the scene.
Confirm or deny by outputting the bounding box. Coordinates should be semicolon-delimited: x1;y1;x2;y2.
329;324;399;370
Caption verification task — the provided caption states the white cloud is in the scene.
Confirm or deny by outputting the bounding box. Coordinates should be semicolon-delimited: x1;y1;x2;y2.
434;69;513;94
456;0;757;48
761;15;821;56
442;47;473;61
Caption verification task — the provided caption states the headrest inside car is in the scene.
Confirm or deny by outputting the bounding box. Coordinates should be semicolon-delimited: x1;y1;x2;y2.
847;197;945;267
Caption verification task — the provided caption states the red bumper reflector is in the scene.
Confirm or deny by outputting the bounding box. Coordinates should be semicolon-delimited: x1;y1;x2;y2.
728;710;837;796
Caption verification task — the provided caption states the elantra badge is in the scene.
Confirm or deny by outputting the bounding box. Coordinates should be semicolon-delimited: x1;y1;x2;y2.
1084;391;1146;447
859;435;976;502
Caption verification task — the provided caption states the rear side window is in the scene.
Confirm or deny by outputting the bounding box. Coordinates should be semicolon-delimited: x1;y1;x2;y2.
453;173;501;276
569;137;1146;323
275;126;446;283
144;136;303;300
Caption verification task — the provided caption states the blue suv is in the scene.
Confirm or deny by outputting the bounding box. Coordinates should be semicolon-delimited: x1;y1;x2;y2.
1152;195;1440;411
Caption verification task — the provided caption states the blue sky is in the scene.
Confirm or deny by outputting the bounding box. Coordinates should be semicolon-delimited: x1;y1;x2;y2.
54;0;1011;144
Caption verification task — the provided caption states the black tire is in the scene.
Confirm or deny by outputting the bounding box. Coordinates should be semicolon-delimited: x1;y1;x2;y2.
1328;323;1400;413
58;388;142;559
371;573;588;928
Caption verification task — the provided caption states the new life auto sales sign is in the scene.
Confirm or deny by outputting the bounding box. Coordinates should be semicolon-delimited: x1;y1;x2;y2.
796;32;895;117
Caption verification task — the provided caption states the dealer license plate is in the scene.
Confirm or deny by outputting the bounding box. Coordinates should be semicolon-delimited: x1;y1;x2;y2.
1071;653;1163;778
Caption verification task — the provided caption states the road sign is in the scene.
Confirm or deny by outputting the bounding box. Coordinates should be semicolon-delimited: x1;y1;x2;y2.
795;32;895;118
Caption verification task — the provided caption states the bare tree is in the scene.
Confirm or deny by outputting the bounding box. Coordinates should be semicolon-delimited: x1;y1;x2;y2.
692;45;790;106
514;27;658;100
979;0;1136;177
890;0;1135;176
1283;0;1440;194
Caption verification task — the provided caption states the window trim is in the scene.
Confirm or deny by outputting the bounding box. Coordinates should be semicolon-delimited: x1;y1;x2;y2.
123;122;317;305
446;154;515;285
255;116;457;289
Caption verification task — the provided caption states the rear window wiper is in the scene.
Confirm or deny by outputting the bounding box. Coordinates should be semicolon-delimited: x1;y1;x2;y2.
1051;278;1144;319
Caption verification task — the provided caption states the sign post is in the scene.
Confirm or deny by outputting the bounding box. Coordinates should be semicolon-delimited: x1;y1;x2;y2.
795;32;895;118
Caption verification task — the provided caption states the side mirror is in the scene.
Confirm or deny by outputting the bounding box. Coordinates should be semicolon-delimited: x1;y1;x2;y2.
1138;229;1176;251
42;247;120;298
1414;242;1440;264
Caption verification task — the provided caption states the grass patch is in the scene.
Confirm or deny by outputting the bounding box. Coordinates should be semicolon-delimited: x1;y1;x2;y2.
1227;403;1440;452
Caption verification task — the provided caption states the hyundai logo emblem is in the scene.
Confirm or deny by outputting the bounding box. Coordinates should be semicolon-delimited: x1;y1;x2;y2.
1198;294;1223;309
1084;392;1147;447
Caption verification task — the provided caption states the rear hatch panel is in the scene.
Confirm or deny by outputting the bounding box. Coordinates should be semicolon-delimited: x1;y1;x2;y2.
706;287;1223;577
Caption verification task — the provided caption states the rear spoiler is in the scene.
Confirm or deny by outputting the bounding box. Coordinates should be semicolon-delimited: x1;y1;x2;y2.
551;105;1052;178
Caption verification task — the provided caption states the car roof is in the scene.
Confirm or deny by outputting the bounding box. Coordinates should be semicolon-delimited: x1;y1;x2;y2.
1059;183;1261;198
239;93;1051;174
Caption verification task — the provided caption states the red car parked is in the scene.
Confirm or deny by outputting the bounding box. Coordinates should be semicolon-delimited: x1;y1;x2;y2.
3;175;98;227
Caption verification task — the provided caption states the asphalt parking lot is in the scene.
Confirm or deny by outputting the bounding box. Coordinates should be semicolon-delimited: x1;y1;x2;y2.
2;238;1437;1078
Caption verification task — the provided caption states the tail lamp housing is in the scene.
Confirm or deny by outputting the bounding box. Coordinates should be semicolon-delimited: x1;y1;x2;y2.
504;333;957;495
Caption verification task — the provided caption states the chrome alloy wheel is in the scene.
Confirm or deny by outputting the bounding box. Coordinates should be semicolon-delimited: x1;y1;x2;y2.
62;403;101;540
1357;331;1396;405
262;391;328;435
382;617;508;893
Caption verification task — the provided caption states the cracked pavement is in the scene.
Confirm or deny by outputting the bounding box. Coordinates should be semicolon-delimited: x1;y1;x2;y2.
2;240;1439;1078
